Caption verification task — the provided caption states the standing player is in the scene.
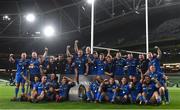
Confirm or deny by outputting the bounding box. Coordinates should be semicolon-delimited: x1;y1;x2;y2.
125;54;138;80
64;56;74;75
104;50;114;78
74;49;88;83
113;52;126;79
9;53;30;100
95;53;106;76
147;46;162;73
55;54;66;80
138;54;149;75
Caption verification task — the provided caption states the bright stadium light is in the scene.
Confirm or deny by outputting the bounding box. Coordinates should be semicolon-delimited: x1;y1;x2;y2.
43;26;55;37
87;0;95;4
25;13;35;22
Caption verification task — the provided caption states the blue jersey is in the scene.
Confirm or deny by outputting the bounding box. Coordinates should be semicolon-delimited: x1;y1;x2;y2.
90;58;98;75
113;58;126;76
29;58;40;75
15;59;30;77
105;83;117;93
33;82;40;91
59;83;74;98
126;58;138;76
47;80;59;89
65;63;74;75
90;80;100;94
119;84;130;97
95;59;106;75
85;54;96;75
149;72;165;85
148;58;162;73
105;62;114;75
142;81;157;100
130;81;142;97
74;56;87;75
37;82;49;95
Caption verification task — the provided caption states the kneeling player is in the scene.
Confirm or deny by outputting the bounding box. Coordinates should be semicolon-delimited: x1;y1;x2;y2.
117;77;130;104
147;65;169;104
29;76;40;102
97;78;118;103
141;75;161;105
46;74;59;101
32;76;48;102
129;76;142;104
86;76;102;102
56;76;75;102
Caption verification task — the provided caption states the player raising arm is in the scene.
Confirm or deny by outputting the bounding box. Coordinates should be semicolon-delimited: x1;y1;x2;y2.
9;53;30;101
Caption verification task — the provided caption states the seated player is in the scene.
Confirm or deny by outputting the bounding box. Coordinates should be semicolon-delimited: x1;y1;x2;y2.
141;75;161;105
129;76;142;104
146;65;169;104
35;76;49;102
46;73;59;101
29;76;40;102
9;53;30;101
86;75;103;102
117;77;130;104
97;78;118;103
55;76;75;102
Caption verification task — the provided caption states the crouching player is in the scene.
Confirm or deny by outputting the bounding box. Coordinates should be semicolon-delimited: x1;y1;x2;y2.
146;65;169;104
96;78;118;103
29;76;40;102
30;76;48;102
86;76;102;102
117;77;130;104
129;76;142;104
55;76;75;102
141;75;161;105
46;74;59;101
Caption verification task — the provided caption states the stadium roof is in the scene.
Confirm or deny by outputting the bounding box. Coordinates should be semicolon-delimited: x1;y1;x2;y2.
0;0;180;53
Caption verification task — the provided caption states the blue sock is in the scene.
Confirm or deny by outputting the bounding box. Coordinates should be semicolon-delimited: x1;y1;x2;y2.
96;92;101;101
165;89;169;102
139;96;143;102
142;96;147;103
111;92;117;102
15;88;19;98
99;94;103;102
157;97;161;104
22;87;25;94
86;91;92;100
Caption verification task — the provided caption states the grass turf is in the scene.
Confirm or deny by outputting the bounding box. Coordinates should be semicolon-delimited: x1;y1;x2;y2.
0;85;180;109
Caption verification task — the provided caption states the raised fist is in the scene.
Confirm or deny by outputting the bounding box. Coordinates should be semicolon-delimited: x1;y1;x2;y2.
9;54;14;57
75;40;78;43
44;48;48;51
67;45;71;49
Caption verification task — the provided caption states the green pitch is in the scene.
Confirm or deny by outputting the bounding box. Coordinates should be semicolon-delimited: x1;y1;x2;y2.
0;85;180;109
